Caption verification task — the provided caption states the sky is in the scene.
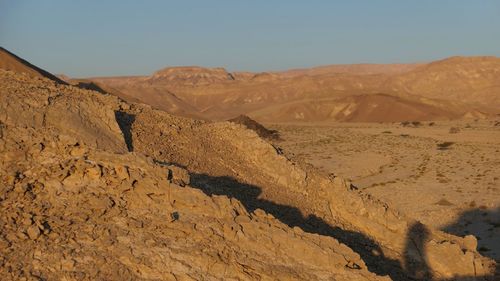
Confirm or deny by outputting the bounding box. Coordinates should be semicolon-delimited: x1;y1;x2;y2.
1;1;499;77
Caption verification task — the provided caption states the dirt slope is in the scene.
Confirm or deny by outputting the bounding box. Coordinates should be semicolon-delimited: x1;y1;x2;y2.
0;47;67;84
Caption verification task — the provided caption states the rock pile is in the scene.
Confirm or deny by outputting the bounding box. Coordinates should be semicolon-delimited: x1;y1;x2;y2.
228;114;281;140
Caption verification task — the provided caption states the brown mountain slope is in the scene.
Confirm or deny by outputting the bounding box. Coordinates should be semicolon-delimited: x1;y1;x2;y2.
386;56;500;107
90;56;499;122
1;69;496;279
249;94;462;123
280;63;423;77
0;47;67;84
91;70;392;120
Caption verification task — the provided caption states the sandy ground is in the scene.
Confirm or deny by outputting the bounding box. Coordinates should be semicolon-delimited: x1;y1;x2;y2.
271;119;500;261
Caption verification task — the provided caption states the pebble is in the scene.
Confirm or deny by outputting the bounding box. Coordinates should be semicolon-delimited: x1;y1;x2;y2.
27;225;41;240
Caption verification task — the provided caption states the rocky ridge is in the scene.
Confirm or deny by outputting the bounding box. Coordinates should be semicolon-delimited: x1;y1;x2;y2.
0;69;496;280
0;70;389;280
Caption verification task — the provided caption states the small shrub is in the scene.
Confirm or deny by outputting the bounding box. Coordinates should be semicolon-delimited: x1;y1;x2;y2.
435;198;454;206
449;127;460;134
478;246;491;252
437;141;454;150
428;122;435;126
411;121;421;127
382;131;392;134
401;121;421;127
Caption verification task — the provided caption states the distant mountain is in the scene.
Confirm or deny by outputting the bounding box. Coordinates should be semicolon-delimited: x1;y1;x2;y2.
4;46;495;123
89;56;499;122
279;63;423;77
249;93;462;123
149;66;235;85
386;56;500;107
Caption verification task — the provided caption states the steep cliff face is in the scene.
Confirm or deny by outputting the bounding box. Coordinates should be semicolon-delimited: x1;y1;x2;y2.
149;66;235;85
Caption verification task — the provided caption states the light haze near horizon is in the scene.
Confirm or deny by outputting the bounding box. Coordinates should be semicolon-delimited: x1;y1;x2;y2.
1;0;499;77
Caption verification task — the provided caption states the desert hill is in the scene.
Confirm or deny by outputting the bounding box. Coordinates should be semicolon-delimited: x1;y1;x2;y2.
0;47;67;84
88;56;500;123
280;63;423;77
1;53;497;280
249;93;463;123
150;66;235;85
386;56;500;107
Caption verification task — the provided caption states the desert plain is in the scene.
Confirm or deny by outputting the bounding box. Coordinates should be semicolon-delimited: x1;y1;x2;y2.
271;120;500;261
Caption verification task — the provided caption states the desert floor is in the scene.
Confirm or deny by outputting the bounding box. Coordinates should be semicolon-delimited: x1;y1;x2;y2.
270;119;500;261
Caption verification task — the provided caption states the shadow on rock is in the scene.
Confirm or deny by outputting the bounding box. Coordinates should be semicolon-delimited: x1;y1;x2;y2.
441;207;500;279
189;173;498;280
189;173;406;280
114;111;135;152
404;222;433;280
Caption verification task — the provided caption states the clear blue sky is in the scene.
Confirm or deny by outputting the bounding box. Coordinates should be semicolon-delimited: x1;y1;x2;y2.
1;0;499;77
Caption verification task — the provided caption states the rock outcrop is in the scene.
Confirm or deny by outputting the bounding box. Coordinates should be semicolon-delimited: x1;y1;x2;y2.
149;66;235;85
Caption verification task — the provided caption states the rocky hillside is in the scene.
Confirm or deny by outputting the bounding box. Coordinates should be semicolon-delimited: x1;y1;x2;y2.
0;68;497;280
